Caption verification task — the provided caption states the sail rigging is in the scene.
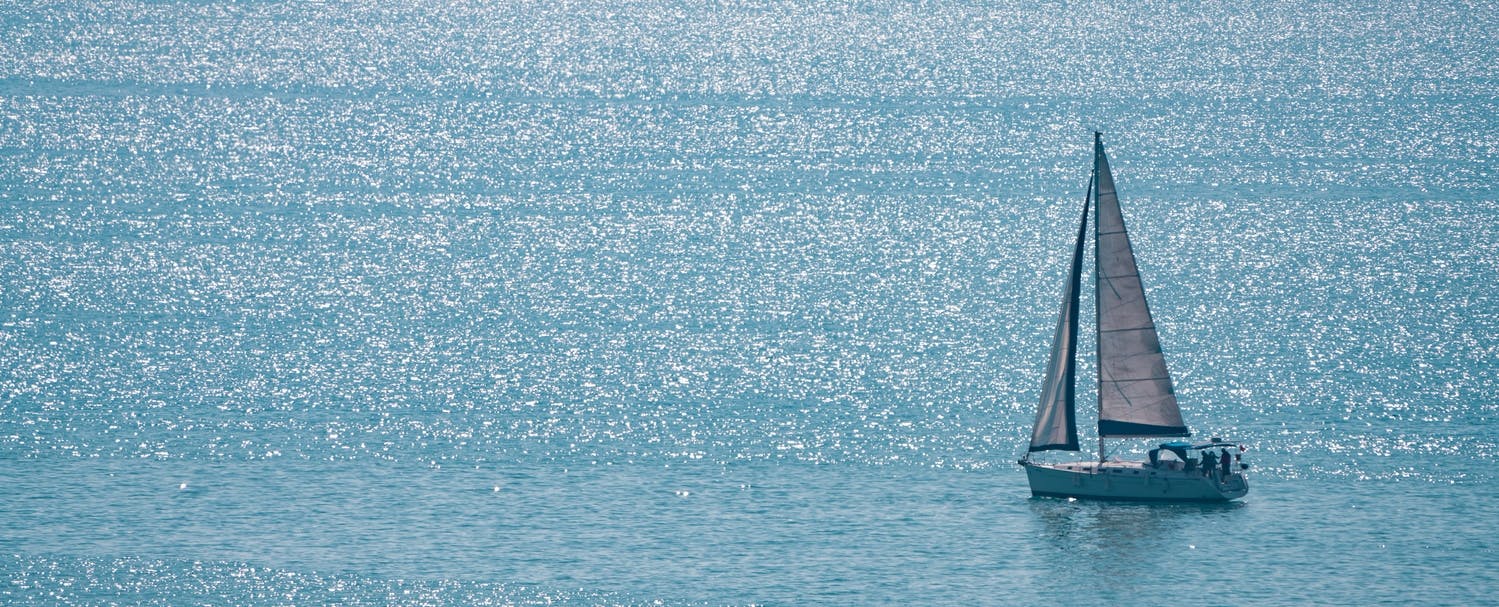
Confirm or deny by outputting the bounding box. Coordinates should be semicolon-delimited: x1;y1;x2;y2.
1019;134;1244;503
1029;133;1188;455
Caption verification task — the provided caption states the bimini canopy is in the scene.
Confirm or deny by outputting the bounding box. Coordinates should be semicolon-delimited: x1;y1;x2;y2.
1189;439;1243;451
1153;441;1193;463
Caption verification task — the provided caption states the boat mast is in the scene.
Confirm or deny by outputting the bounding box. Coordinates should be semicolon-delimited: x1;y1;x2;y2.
1093;132;1106;464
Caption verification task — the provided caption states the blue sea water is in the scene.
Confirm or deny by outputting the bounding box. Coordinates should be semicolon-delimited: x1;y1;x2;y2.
1;0;1496;604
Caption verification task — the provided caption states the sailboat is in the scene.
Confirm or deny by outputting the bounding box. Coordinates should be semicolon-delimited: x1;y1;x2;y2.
1017;133;1248;502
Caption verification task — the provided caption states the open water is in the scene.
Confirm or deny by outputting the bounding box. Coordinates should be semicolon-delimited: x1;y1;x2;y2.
2;0;1496;605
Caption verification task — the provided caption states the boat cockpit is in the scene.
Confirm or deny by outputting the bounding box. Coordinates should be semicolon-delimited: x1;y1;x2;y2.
1148;438;1248;474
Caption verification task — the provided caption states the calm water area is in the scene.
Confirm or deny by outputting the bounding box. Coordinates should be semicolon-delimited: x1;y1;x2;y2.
2;1;1496;604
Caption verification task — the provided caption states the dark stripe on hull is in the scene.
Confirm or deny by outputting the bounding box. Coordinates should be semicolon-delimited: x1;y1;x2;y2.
1030;490;1235;503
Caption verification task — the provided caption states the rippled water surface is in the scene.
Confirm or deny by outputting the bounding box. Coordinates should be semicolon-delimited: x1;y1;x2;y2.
2;0;1496;605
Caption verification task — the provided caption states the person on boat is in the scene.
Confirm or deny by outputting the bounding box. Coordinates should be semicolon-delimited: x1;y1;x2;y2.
1200;451;1214;477
1219;450;1232;479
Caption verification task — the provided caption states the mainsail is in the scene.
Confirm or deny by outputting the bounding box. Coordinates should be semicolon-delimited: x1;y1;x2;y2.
1027;179;1091;452
1091;134;1189;437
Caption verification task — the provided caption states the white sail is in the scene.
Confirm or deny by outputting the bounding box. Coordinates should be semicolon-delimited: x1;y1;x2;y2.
1028;184;1091;452
1092;134;1189;437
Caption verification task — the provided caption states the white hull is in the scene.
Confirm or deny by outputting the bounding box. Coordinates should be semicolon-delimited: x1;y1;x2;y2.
1021;460;1248;502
